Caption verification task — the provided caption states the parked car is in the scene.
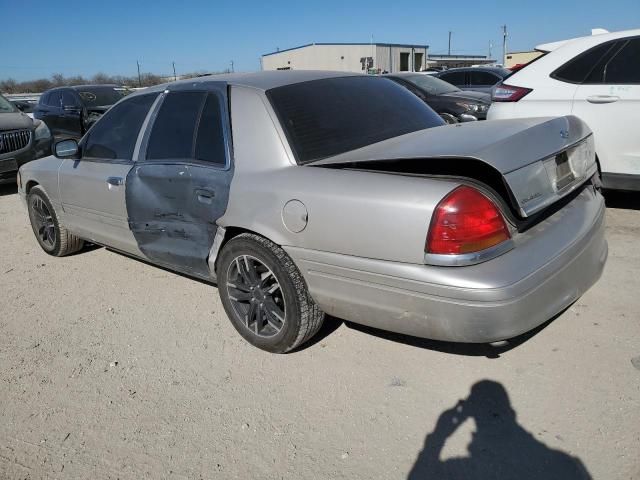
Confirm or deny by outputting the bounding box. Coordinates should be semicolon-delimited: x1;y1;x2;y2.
488;29;640;191
18;71;606;353
386;73;491;123
34;84;125;141
10;99;37;118
435;66;512;94
0;93;52;184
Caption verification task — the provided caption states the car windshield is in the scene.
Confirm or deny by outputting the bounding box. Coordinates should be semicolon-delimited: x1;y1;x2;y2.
75;87;124;107
267;76;443;164
396;74;461;95
0;94;17;113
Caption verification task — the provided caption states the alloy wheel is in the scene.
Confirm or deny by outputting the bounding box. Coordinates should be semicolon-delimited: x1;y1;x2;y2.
226;255;286;338
30;196;56;249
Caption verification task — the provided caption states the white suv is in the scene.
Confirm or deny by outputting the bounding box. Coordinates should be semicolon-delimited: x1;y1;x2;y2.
488;29;640;191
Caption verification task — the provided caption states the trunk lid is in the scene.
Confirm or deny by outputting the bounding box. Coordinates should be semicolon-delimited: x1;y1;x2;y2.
309;116;597;217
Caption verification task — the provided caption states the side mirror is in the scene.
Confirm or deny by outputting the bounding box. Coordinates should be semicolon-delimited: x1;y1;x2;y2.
54;139;80;159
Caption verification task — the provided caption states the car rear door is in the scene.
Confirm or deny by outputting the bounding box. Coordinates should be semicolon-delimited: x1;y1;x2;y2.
126;83;233;279
571;37;640;181
40;91;63;140
60;89;83;140
58;92;160;254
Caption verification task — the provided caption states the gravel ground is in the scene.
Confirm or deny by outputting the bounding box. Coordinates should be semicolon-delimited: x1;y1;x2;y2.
0;183;639;479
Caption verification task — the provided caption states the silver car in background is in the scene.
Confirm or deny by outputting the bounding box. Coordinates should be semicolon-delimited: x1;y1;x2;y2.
18;71;607;353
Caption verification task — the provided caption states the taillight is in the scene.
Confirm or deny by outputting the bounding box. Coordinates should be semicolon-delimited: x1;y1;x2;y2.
426;186;511;256
492;83;532;102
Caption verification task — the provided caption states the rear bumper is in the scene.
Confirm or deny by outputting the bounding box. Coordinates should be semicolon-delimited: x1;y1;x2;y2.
286;186;607;343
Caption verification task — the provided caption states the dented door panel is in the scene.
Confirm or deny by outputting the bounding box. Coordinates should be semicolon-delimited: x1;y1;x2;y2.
126;163;233;277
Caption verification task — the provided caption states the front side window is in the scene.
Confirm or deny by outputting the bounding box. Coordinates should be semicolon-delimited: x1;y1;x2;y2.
146;91;227;166
267;76;444;164
83;93;158;160
47;91;62;107
0;94;16;113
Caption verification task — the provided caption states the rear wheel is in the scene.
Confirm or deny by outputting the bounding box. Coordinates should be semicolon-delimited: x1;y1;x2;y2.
27;186;84;257
439;113;459;124
217;233;324;353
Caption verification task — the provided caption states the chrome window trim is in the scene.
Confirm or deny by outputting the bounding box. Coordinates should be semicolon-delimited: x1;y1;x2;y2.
424;239;515;267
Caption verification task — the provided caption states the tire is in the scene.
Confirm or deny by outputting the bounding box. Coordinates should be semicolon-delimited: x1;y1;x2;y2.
27;186;84;257
217;233;325;353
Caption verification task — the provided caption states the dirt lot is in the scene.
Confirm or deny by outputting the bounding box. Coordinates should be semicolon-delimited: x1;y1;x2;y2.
0;183;639;479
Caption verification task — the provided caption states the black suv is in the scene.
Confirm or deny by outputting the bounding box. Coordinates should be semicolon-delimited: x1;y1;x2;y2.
34;85;126;141
0;93;52;184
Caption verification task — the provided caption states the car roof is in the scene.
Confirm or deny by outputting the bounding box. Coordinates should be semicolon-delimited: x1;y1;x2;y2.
536;28;640;52
141;70;364;94
71;84;119;90
440;66;510;75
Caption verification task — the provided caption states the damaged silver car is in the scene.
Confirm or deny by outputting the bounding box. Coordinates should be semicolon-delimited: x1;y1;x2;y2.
18;71;607;353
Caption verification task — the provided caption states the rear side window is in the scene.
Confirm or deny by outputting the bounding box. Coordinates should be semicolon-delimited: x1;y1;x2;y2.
440;71;466;86
61;90;78;107
83;93;158;160
601;38;640;84
146;91;227;166
267;76;443;164
552;41;618;83
469;71;499;86
47;91;61;107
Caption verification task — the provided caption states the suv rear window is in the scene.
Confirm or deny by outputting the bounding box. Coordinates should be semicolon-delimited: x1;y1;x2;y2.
267;76;443;164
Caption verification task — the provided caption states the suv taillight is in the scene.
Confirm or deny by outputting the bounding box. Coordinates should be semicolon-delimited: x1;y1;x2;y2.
492;83;532;102
426;186;511;255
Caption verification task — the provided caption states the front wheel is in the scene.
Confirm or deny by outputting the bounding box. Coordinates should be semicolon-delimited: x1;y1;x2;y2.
439;112;459;124
27;186;84;256
217;233;325;353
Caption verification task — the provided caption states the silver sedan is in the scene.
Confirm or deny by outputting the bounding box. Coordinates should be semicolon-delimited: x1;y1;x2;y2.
18;71;607;353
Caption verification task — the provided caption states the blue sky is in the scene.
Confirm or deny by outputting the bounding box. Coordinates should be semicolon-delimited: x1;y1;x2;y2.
1;0;639;81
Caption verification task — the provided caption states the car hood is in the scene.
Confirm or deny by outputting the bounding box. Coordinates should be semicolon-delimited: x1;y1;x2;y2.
0;111;34;131
440;90;491;104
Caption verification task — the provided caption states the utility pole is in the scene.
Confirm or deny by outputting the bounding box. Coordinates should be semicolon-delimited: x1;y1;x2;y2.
136;60;142;87
489;41;493;59
230;60;234;73
172;61;177;81
502;25;508;66
448;31;452;55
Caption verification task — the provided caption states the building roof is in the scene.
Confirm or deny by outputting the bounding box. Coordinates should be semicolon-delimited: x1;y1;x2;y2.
263;42;429;57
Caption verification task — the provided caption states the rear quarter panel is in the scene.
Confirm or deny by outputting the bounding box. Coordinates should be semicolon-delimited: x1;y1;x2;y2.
220;85;459;264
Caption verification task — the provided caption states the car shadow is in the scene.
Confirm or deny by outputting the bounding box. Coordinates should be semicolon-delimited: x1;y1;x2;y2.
603;189;640;210
0;184;18;196
407;380;592;479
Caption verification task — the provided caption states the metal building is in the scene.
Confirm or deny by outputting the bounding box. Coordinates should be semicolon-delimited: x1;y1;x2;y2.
261;43;429;74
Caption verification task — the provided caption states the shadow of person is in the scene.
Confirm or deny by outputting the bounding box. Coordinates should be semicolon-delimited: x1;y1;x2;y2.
408;380;591;480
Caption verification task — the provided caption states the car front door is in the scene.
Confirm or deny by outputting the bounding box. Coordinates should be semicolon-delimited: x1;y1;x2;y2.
126;84;233;279
571;37;640;182
58;92;160;254
42;91;64;140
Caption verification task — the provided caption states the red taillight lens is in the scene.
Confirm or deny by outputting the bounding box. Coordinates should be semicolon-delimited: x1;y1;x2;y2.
426;186;511;255
492;83;532;102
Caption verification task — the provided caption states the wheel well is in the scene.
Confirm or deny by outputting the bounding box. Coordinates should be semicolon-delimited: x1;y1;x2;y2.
25;180;39;194
211;226;264;274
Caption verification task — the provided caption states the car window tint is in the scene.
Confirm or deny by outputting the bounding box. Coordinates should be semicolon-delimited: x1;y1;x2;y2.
267;76;444;164
146;91;205;160
553;41;617;83
61;90;78;107
48;91;61;107
469;71;499;86
83;93;158;160
194;93;227;165
603;38;640;84
440;71;466;86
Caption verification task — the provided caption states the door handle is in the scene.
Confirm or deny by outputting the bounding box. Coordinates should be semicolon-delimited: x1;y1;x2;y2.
586;95;619;104
195;189;215;204
106;177;124;186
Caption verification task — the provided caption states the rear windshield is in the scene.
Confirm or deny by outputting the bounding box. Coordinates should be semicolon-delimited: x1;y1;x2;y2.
75;87;125;107
267;76;443;164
